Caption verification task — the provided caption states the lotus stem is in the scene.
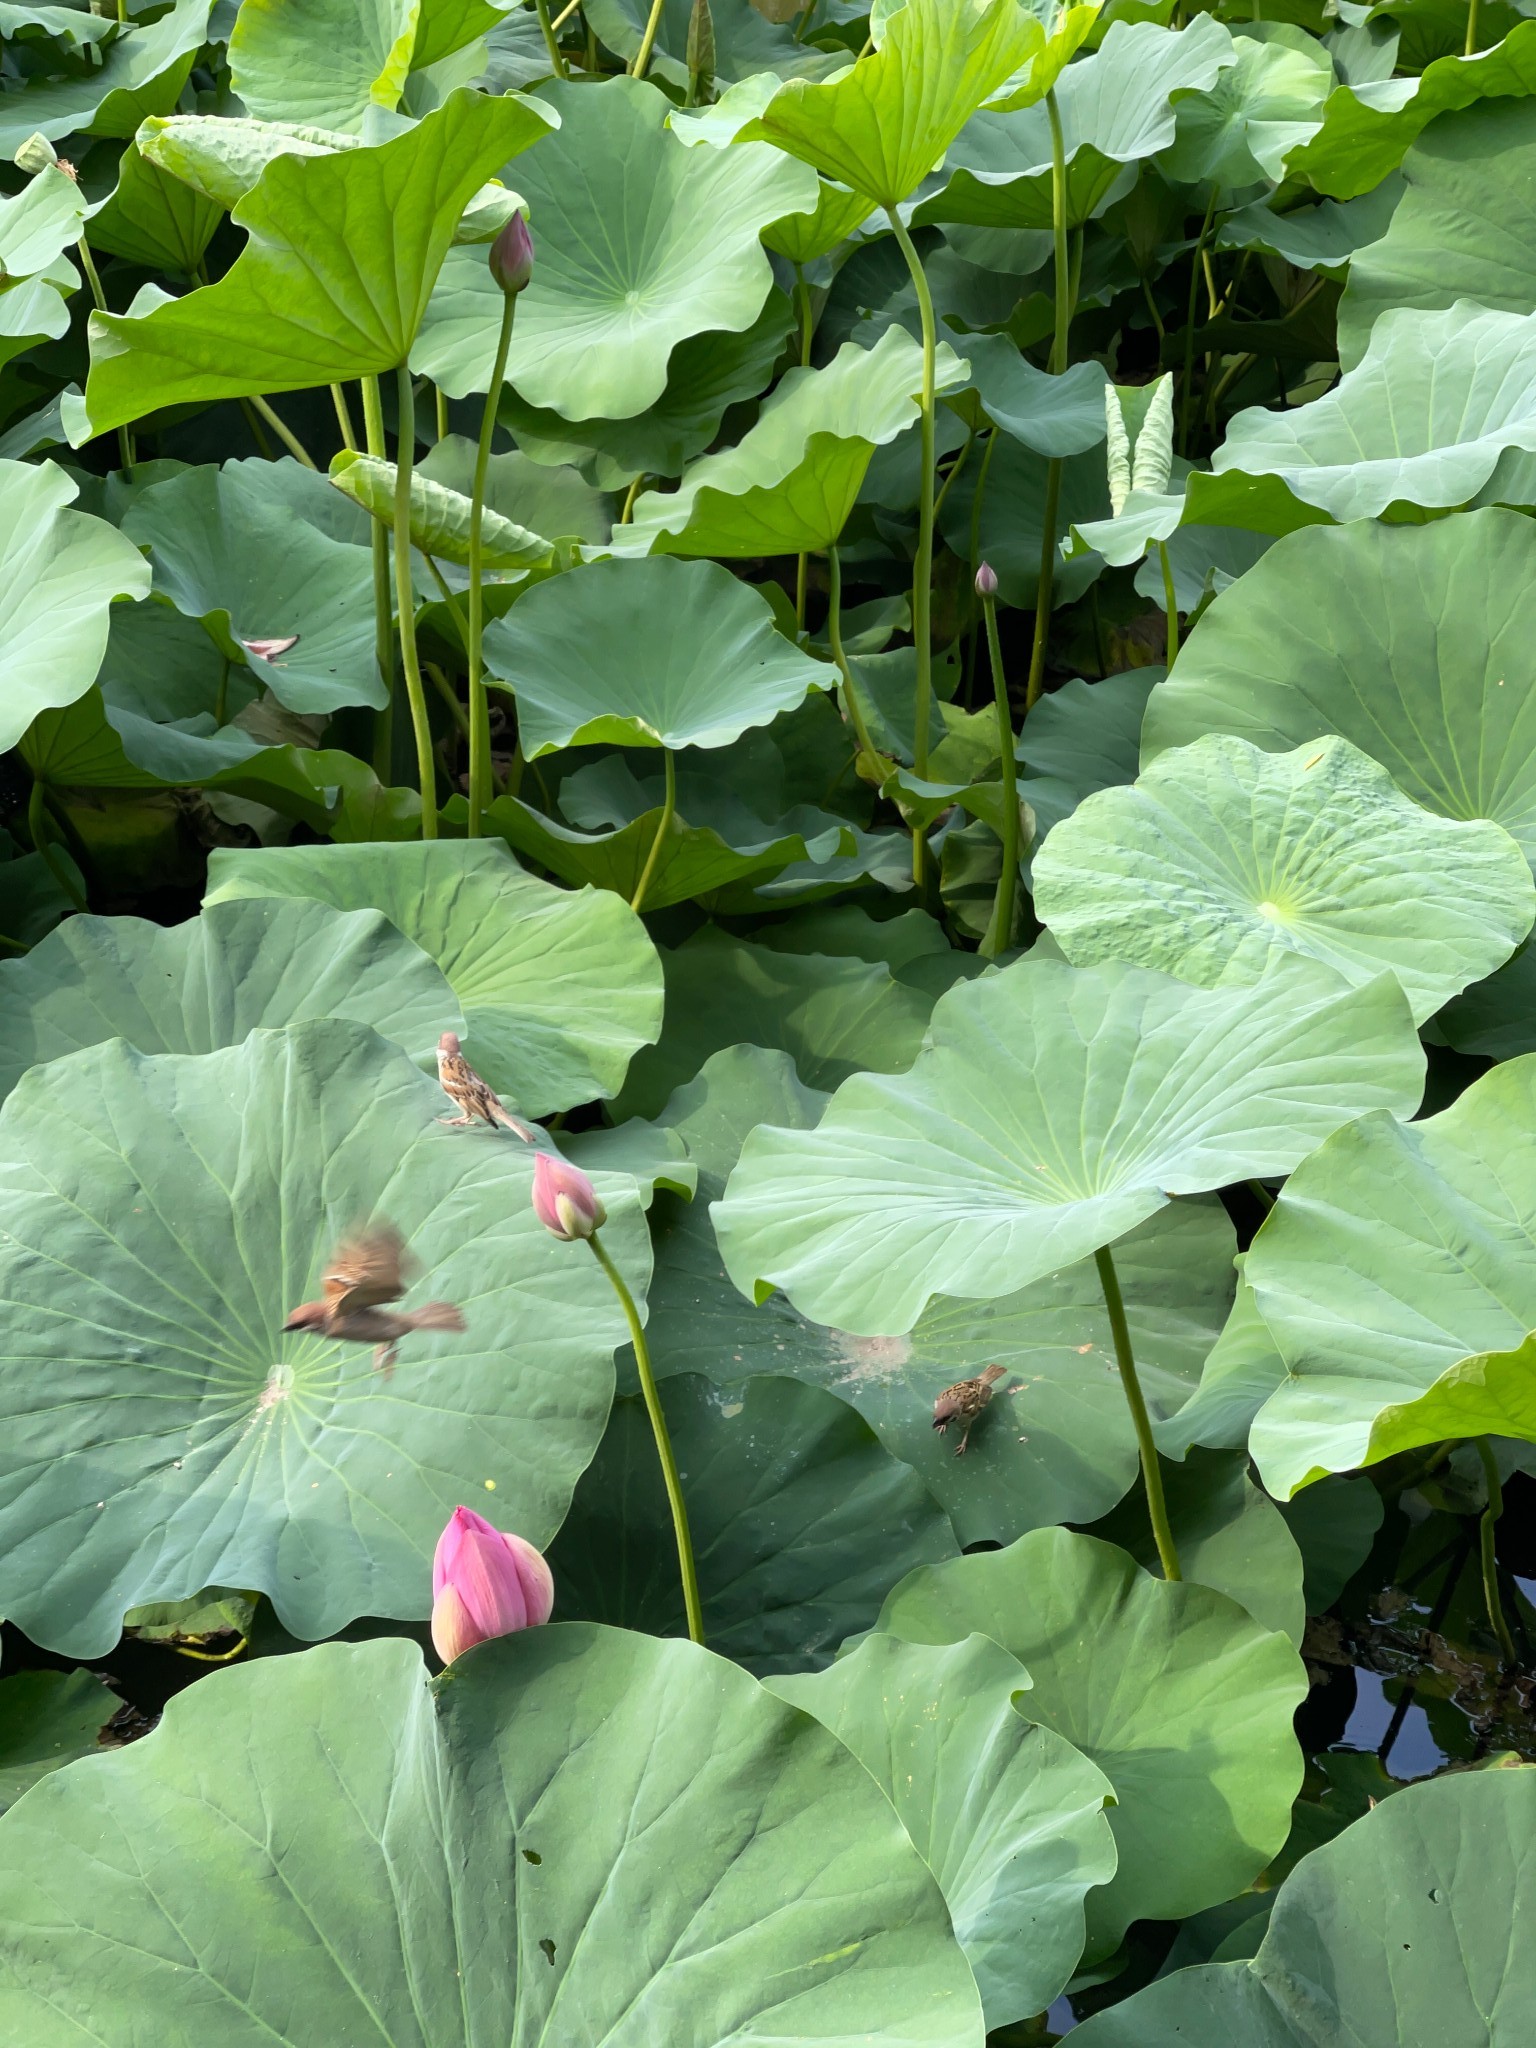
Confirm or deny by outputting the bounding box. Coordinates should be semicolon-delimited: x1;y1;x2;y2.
827;545;879;764
330;382;357;450
978;586;1019;959
885;209;938;783
362;376;396;780
1023;90;1074;717
27;777;86;914
619;475;644;524
247;393;317;470
630;747;676;915
1095;1244;1181;1581
1025;459;1062;711
793;267;815;626
214;653;230;728
1466;0;1480;54
393;362;438;838
534;0;568;76
1158;540;1179;664
931;423;976;528
1475;1437;1518;1667
468;290;518;837
74;233;135;481
588;1231;704;1645
630;0;666;77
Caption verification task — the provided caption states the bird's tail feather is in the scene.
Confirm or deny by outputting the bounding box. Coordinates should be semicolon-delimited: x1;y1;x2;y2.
407;1302;466;1333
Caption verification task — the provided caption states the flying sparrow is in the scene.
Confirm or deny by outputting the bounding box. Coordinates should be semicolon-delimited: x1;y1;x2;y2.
283;1221;465;1373
435;1031;537;1141
932;1364;1008;1456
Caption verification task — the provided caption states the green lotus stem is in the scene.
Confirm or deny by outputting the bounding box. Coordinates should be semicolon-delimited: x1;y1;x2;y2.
1179;192;1217;456
1475;1437;1517;1667
794;265;814;629
978;586;1019;959
247;393;317;469
425;660;472;740
1095;1244;1181;1582
28;777;85;915
434;385;449;442
552;0;580;24
468;289;518;837
931;423;975;528
393;362;438;838
630;748;676;915
827;546;879;764
630;0;666;77
362;375;396;780
534;0;568;75
885;208;938;787
967;427;999;581
74;232;134;481
1024;458;1062;711
794;0;820;40
1023;90;1074;717
330;382;357;450
620;475;644;524
1158;540;1179;664
1466;0;1480;54
588;1231;704;1646
214;653;231;729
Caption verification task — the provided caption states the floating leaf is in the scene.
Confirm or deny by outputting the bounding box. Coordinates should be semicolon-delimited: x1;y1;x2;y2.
203;839;663;1116
1033;733;1534;1023
0;1022;645;1656
715;954;1423;1337
772;1633;1118;2028
872;1528;1308;1954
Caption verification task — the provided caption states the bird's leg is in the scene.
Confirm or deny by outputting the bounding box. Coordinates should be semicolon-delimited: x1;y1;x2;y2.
372;1343;399;1377
436;1114;478;1127
954;1419;974;1457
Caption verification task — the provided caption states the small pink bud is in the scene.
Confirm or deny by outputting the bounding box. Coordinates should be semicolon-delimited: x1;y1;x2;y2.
430;1505;553;1663
489;210;534;297
532;1152;606;1241
975;562;998;599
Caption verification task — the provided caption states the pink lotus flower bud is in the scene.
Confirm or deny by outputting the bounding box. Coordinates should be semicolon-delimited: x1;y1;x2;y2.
430;1506;553;1663
489;210;534;297
975;561;998;598
532;1152;606;1241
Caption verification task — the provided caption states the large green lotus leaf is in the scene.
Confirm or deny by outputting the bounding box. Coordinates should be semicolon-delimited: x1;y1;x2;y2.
121;460;385;715
1140;512;1536;870
1161;23;1332;189
1285;17;1536;199
229;0;498;132
0;1629;984;2043
548;1372;956;1674
0;0;212;151
1090;1447;1305;1646
1218;177;1403;285
616;326;969;557
328;450;554;571
715;954;1423;1337
1154;1275;1289;1459
0;459;151;753
958;334;1109;456
1210;302;1536;520
635;1045;1235;1541
138;111;363;209
0;1672;118;1815
1033;732;1535;1025
612;925;942;1121
203;839;663;1116
0;166;85;283
1339;101;1536;371
86;140;223;275
915;17;1235;232
445;77;819;423
772;1633;1117;2029
1070;1767;1536;2047
481;557;833;755
0;1023;647;1657
492;292;795;479
584;0;845;90
82;90;556;434
0;898;462;1102
740;0;1044;209
1244;1055;1536;1498
872;1528;1308;1953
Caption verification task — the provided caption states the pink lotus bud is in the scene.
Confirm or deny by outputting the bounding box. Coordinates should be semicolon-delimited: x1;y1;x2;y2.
975;562;998;599
489;210;534;297
532;1152;606;1241
430;1506;553;1663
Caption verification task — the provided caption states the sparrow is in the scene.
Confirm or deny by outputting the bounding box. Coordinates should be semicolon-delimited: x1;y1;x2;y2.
283;1221;465;1373
932;1365;1008;1456
435;1031;537;1141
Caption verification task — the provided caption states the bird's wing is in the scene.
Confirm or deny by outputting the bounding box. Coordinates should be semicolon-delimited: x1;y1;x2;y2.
322;1223;412;1313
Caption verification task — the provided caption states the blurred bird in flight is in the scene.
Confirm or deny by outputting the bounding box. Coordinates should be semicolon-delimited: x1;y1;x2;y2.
283;1222;464;1373
436;1031;538;1140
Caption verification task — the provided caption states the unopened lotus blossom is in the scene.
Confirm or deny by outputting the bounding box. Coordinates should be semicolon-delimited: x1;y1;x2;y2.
974;561;998;599
489;210;534;297
532;1152;606;1241
430;1506;553;1664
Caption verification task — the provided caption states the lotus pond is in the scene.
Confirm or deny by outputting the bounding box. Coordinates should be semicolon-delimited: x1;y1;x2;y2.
4;0;1536;2038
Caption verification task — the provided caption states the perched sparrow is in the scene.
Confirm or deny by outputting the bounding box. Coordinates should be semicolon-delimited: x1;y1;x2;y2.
283;1221;465;1373
435;1031;537;1141
932;1365;1008;1456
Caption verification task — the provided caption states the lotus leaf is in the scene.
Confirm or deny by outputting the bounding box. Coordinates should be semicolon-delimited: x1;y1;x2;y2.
1033;732;1534;1022
1141;511;1536;870
0;1021;646;1656
1162;23;1333;189
0;459;151;753
86;141;223;276
872;1527;1308;1952
1071;1768;1536;2045
0;1672;118;1814
583;0;846;90
229;0;420;132
0;898;461;1102
328;450;554;571
0;1629;984;2042
1245;1055;1536;1497
0;0;213;152
549;1371;956;1673
715;953;1422;1336
1155;1277;1289;1460
772;1633;1118;2028
82;89;556;433
203;839;663;1116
